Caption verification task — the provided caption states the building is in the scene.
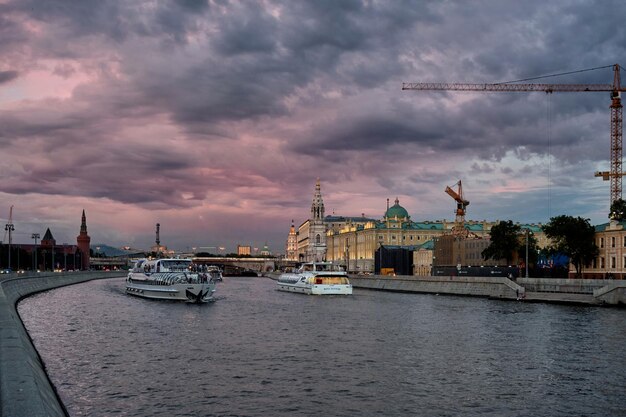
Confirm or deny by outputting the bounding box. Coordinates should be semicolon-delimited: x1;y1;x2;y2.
287;180;549;274
413;240;434;276
583;220;626;278
432;235;504;268
296;179;327;262
237;245;252;256
0;211;90;271
326;198;548;274
285;221;297;261
260;243;271;257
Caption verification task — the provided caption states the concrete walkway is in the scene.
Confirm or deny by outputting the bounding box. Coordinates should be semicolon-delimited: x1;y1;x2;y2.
0;272;122;417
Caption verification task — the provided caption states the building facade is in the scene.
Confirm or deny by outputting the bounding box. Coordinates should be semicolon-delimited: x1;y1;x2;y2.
286;180;551;275
285;221;297;261
584;220;626;278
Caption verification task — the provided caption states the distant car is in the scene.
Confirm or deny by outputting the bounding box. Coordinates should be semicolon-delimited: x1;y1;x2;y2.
1;268;12;274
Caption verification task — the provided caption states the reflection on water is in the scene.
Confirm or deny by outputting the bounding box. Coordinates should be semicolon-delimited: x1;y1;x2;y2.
18;277;626;416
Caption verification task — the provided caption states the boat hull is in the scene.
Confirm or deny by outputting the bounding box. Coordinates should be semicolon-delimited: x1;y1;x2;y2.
125;280;216;303
276;282;352;295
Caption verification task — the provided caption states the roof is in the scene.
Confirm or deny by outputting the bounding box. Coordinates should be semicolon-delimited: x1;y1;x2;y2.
384;198;409;220
595;221;626;232
42;228;54;241
325;215;377;223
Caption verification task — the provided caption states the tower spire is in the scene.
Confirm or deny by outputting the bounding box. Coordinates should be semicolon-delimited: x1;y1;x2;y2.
80;209;88;233
76;209;91;270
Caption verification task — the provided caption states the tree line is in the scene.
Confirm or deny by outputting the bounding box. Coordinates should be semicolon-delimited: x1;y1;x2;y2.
482;214;601;278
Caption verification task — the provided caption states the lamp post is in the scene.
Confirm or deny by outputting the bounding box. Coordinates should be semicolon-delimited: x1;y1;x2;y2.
5;222;14;270
31;233;39;271
523;228;530;278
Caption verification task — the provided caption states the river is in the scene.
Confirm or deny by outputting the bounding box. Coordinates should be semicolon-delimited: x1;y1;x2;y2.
18;276;626;416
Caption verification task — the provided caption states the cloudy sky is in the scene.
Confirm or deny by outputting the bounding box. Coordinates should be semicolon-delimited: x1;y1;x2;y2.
0;0;624;253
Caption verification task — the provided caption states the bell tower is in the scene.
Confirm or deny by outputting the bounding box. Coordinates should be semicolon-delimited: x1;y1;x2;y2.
76;209;91;270
308;179;327;262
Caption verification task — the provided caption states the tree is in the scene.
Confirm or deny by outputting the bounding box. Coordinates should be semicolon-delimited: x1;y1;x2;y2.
482;220;521;265
609;198;626;220
542;215;599;278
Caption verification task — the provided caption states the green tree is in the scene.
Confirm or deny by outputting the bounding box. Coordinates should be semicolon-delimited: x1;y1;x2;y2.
542;215;599;278
482;220;521;265
609;198;626;220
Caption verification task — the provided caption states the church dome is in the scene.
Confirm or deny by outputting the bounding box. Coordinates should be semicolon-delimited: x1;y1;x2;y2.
385;198;410;220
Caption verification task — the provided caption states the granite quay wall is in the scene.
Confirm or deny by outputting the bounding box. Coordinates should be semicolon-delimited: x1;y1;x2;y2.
0;271;123;417
593;281;626;305
517;278;611;294
349;275;626;306
349;275;525;300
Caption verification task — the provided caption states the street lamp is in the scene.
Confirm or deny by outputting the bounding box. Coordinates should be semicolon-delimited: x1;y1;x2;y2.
31;233;39;271
523;228;530;278
5;222;14;270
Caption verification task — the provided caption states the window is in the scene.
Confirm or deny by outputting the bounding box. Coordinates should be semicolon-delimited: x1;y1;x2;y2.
612;237;616;248
600;238;604;248
316;234;321;244
600;257;605;268
611;257;616;268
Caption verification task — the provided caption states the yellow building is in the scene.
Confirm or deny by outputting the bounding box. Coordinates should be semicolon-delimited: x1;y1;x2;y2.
326;198;548;274
237;245;251;256
583;220;626;279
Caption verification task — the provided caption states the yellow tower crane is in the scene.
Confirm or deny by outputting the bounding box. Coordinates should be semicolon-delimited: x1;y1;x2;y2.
403;64;625;208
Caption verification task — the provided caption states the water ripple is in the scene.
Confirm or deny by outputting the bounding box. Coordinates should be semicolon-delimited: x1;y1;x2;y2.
18;277;626;417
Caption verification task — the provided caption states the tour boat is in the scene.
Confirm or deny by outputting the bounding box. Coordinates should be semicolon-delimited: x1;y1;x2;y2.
126;258;219;303
277;262;352;295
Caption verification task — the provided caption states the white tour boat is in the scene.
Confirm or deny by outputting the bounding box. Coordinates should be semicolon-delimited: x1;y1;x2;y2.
126;258;220;303
277;262;352;295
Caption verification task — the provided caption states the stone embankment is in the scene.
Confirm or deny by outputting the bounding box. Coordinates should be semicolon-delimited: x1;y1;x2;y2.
349;275;626;306
0;271;122;417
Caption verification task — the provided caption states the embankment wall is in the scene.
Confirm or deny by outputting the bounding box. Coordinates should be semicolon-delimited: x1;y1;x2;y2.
0;272;122;417
349;275;524;300
349;275;626;305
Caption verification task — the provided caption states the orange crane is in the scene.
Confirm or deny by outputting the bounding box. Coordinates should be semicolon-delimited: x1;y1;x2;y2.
403;64;625;207
445;180;469;237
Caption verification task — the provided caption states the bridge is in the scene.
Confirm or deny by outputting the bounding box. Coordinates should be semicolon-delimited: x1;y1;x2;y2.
89;255;293;274
192;256;277;274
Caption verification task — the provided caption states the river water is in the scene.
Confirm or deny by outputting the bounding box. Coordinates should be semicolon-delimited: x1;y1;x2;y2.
18;276;626;417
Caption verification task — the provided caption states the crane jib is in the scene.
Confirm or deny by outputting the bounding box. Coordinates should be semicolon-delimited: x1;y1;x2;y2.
401;83;617;92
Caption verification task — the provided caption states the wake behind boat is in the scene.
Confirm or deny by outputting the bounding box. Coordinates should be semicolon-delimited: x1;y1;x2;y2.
277;262;352;295
126;258;219;303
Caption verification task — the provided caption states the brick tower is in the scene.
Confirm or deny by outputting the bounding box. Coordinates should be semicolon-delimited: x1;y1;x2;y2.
76;209;91;270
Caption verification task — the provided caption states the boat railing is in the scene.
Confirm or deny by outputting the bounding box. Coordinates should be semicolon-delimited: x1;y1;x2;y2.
128;272;215;285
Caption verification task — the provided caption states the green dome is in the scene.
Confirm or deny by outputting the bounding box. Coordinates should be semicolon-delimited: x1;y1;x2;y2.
385;198;409;220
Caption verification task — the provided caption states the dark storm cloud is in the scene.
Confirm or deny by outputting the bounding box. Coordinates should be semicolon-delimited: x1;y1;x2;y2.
0;70;18;84
1;0;625;250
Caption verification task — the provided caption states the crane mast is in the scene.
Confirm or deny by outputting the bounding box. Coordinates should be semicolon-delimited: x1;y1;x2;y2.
445;180;469;238
403;64;624;207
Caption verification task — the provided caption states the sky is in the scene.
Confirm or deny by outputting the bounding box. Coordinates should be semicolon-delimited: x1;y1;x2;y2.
0;0;625;254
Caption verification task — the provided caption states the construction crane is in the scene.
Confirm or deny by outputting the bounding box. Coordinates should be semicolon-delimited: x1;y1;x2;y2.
445;181;470;237
403;64;625;207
